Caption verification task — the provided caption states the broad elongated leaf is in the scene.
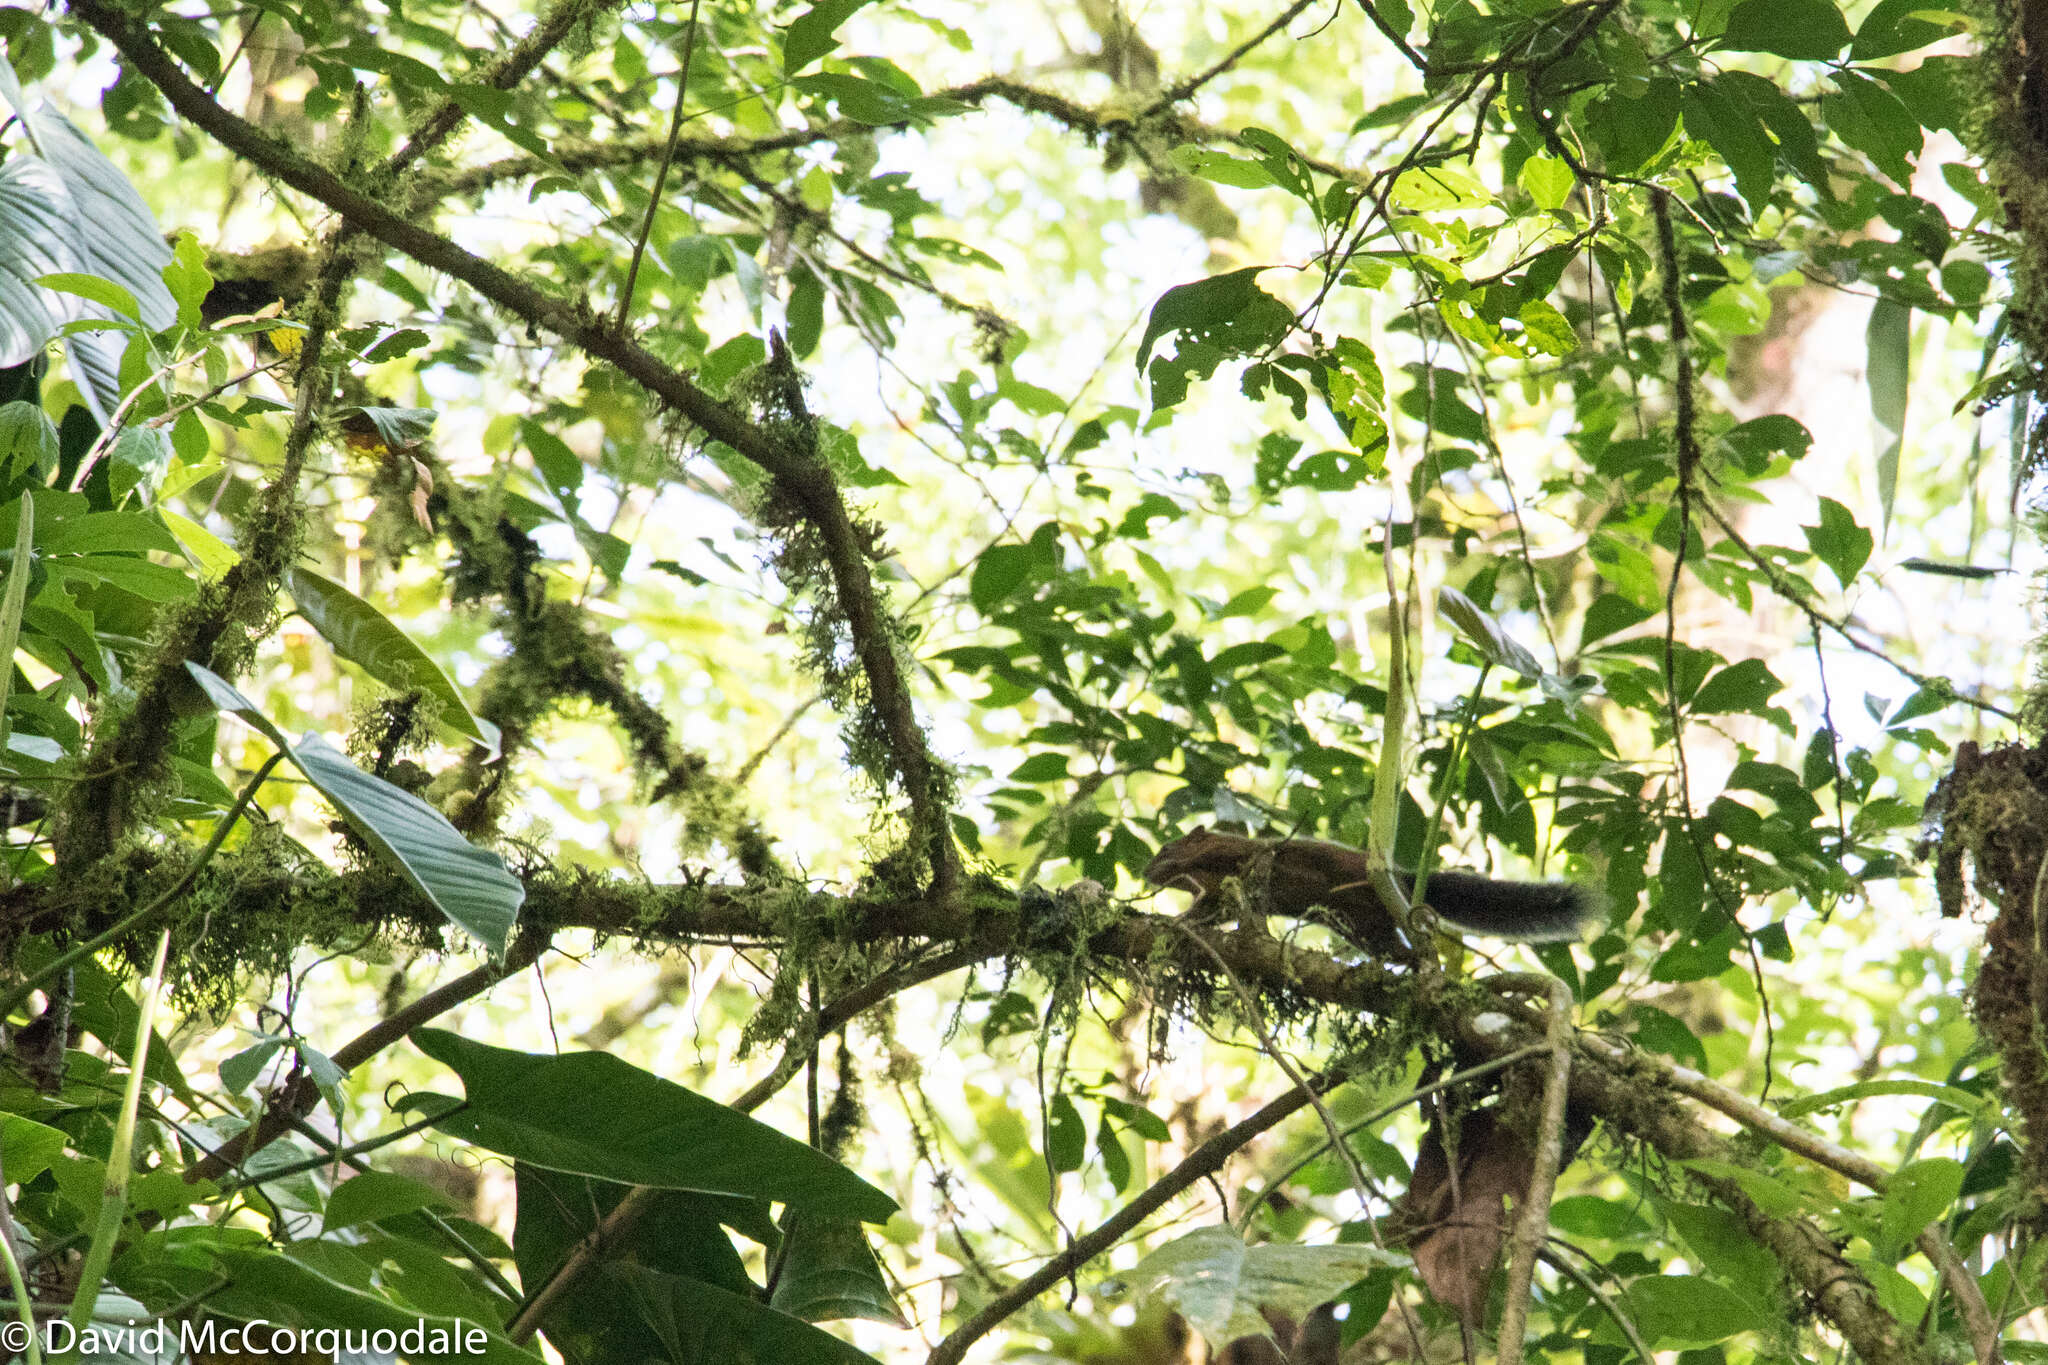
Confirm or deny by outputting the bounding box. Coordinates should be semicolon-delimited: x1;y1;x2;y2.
1626;1273;1775;1347
409;1029;897;1223
203;1249;540;1365
1130;1225;1403;1344
183;662;522;955
0;62;172;424
1438;586;1543;678
286;567;497;751
513;1165;772;1359
1867;298;1911;532
621;1265;881;1364
1879;1157;1963;1252
0;493;31;759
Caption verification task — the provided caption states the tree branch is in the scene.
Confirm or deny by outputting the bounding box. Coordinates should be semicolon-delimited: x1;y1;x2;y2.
69;0;958;897
184;934;547;1186
924;1071;1341;1365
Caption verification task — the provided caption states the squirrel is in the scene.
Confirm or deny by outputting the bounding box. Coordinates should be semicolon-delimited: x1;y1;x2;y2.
1143;827;1595;957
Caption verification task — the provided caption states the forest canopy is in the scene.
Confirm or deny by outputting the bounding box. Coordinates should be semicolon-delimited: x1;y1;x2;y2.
0;0;2036;1362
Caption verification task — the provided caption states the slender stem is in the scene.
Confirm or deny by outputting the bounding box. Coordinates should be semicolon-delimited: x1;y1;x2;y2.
275;1113;521;1307
1539;1247;1653;1365
614;0;704;333
63;929;170;1344
924;1075;1336;1365
1496;978;1573;1365
0;1142;40;1365
0;752;284;1026
184;936;546;1188
1235;1043;1549;1232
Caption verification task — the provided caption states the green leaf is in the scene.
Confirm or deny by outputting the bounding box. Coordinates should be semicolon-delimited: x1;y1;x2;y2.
286;567;497;751
1219;585;1279;618
345;404;438;450
1802;497;1873;589
1627;1273;1776;1347
0;493;30;760
1778;1079;1989;1122
447;83;554;160
1866;297;1910;532
1388;165;1488;209
204;1249;540;1365
1134;268;1293;411
971;542;1039;613
1047;1093;1086;1173
793;72;950;126
34;508;175;556
184;662;523;955
1582;592;1655;646
783;0;879;74
1549;1196;1651;1240
1659;1202;1781;1302
0;71;172;424
0;400;56;475
323;1169;458;1231
1172;147;1274;190
1691;658;1785;715
161;232;210;327
1439;586;1542;678
0;1115;67;1186
1718;0;1851;60
161;508;237;579
1326;336;1388;459
409;1029;898;1223
1629;1004;1709;1071
1851;0;1956;59
219;1036;281;1095
1586;79;1680;175
1825;71;1923;186
35;270;138;321
770;1213;907;1326
619;1265;884;1365
1682;80;1775;213
1008;752;1070;783
1879;1157;1963;1252
1130;1226;1401;1344
1517;155;1574;210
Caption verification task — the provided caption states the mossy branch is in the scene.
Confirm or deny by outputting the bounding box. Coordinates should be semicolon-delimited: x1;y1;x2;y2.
69;0;958;898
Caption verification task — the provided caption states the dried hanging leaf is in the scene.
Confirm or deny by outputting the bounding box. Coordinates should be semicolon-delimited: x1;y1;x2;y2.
409;456;434;529
1402;1108;1533;1322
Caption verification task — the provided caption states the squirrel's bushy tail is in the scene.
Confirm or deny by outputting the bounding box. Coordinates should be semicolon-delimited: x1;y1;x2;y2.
1403;870;1597;941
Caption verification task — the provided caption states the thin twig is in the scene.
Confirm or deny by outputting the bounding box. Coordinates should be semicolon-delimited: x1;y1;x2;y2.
924;1074;1337;1365
614;0;705;333
1496;977;1573;1365
1146;0;1324;112
185;934;546;1186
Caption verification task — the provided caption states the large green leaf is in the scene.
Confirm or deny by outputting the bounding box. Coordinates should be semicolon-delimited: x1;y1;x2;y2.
1866;298;1911;532
0;62;173;425
408;1030;898;1223
1626;1273;1776;1347
184;662;523;955
616;1265;882;1364
202;1248;541;1365
770;1213;908;1326
286;567;498;752
1129;1226;1403;1345
783;0;880;73
513;1165;780;1359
